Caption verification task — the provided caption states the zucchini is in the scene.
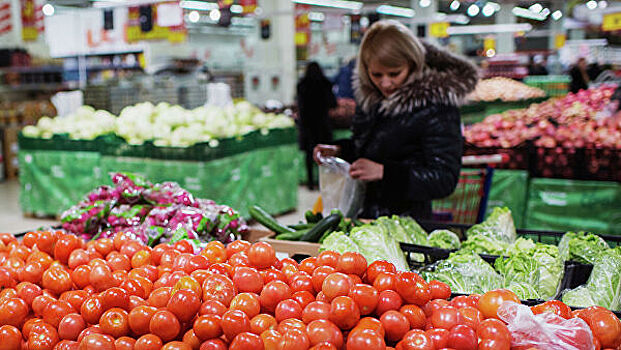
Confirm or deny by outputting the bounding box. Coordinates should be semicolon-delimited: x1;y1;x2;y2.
288;223;315;230
275;229;309;241
249;206;295;234
305;210;323;223
300;213;342;243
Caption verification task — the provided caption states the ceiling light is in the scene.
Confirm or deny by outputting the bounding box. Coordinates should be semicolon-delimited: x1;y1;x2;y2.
551;10;563;21
528;3;543;13
209;9;221;21
450;0;460;11
467;4;480;17
230;4;242;13
435;12;447;20
486;49;496;57
482;3;495;17
447;23;532;35
419;0;431;8
586;0;597;10
360;16;369;26
180;1;218;11
292;0;363;11
540;8;550;17
188;10;200;22
598;0;608;9
512;6;546;21
376;5;415;18
308;11;325;21
42;3;55;16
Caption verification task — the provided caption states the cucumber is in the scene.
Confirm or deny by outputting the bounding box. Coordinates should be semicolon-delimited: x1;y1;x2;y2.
249;206;295;234
275;229;309;241
288;223;315;230
305;210;323;223
300;213;343;243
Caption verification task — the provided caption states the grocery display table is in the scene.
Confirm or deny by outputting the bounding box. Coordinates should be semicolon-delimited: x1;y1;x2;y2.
18;128;300;218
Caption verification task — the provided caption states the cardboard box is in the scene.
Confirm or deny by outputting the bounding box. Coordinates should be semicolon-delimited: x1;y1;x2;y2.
259;235;320;258
2;127;19;179
242;228;273;243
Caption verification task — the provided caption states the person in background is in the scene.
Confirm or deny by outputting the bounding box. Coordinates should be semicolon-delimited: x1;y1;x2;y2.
313;20;478;220
569;57;589;93
333;56;356;99
528;55;548;76
297;61;337;190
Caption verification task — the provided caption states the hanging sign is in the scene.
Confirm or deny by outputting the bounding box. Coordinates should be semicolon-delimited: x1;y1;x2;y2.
240;0;257;14
126;2;186;43
430;22;450;38
555;34;566;49
295;4;310;47
21;0;37;41
602;12;621;32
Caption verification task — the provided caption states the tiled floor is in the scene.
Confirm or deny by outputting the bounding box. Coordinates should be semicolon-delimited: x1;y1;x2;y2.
0;179;319;234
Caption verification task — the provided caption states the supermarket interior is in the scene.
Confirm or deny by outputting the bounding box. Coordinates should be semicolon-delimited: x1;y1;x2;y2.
1;0;621;348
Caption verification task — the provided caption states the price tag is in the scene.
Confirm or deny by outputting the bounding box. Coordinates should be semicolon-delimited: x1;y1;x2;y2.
430;22;450;38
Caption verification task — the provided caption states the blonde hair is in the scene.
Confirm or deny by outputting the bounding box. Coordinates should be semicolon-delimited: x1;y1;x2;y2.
357;20;426;91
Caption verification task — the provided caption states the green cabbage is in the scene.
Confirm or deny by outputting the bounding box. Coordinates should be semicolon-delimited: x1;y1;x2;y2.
558;231;610;264
460;234;508;255
319;232;359;254
428;230;461;250
466;207;516;243
562;286;598;308
507;281;541;300
495;252;540;289
395;215;428;245
504;237;536;256
349;224;409;271
532;244;564;299
375;216;412;244
423;251;503;294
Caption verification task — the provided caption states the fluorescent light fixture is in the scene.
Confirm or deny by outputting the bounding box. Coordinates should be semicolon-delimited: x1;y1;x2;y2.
598;0;608;9
586;0;597;10
42;3;55;16
512;6;547;21
551;10;563;21
450;0;460;11
482;3;495;17
188;10;200;22
467;4;480;17
447;23;532;35
230;4;242;13
308;11;325;21
376;5;415;18
529;3;543;14
435;12;447;20
291;0;363;11
209;8;221;21
540;8;550;17
490;2;501;11
360;16;369;26
419;0;431;8
180;1;218;11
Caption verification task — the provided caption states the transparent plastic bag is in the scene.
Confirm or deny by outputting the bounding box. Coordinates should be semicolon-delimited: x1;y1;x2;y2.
318;156;365;218
498;301;595;350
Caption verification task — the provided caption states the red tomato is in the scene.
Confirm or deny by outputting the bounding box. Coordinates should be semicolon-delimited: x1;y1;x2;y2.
147;287;172;308
99;308;130;338
581;308;621;348
365;261;396;285
478;289;520;319
317;251;340;269
281;328;310;350
0;325;22;350
373;272;396;292
400;304;427;330
277;318;306;334
232;267;264;294
199;338;227;350
41;266;73;295
292;291;314;310
477;318;511;344
399;329;434;350
249;314;277;335
380;310;410;342
348;284;379;316
259;280;292;313
221;309;251;341
226;240;251;259
229;332;264;350
229;293;261;319
312;266;336;293
450;295;477;309
337;252;367;276
309;342;337;350
329;296;360;330
78;333;114;350
394;272;431;306
306;319;344;348
289;272;315;294
128;305;157;336
0;297;29;327
431;307;463;330
530;300;572;319
199;300;227;317
447;325;477;350
428;280;451;300
478;338;510;350
425;328;449;349
202;275;236;307
375;290;403;316
422;299;450;317
275;299;303;322
149;310;181;342
353;317;385;338
134;334;163;350
167;289;201;323
346;328;386;350
322;273;352;302
247;242;276;269
458;306;483;330
58;313;86;341
193;314;223;341
303;301;331;324
114;336;136;350
201;241;227;264
299;257;318;275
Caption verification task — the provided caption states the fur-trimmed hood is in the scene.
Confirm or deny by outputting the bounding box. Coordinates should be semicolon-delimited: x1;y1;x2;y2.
353;41;479;116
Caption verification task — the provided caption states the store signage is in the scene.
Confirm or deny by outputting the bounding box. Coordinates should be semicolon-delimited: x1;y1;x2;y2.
555;34;566;49
21;0;37;41
295;4;311;47
126;2;186;43
240;0;257;14
0;0;12;35
602;12;621;32
430;22;450;38
484;36;496;52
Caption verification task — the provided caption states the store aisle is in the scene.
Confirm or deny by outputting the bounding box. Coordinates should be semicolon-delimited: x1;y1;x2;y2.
0;179;319;234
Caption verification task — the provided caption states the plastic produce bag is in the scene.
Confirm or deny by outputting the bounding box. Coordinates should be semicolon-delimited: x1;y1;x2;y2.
349;224;408;271
423;251;503;294
498;301;595;350
143;182;197;207
558;231;609;264
466;207;516;243
428;230;461;249
319;156;365;218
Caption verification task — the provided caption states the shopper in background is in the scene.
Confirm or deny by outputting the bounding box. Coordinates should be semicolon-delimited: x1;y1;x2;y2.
569;57;590;93
313;20;478;220
528;54;548;76
297;61;337;190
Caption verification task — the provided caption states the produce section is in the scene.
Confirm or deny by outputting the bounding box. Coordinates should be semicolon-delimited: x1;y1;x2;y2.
467;77;546;103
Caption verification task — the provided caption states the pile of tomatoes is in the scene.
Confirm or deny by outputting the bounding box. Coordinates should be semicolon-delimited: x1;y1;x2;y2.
0;230;618;350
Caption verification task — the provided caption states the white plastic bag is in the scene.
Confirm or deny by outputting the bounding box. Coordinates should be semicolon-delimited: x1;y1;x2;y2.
318;156;365;218
498;301;595;350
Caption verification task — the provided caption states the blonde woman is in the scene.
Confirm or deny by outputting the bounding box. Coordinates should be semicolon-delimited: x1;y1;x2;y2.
314;20;478;220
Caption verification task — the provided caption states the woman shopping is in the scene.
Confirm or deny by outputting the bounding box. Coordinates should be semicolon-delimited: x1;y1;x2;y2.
314;20;478;220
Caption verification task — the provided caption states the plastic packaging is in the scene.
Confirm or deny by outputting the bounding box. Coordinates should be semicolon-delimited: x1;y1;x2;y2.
498;301;595;350
318;156;365;218
143;182;197;207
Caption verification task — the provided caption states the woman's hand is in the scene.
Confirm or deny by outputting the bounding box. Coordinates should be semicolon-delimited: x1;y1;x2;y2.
350;158;384;181
313;144;341;164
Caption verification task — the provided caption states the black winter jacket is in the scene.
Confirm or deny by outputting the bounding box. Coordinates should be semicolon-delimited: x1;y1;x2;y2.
338;42;479;220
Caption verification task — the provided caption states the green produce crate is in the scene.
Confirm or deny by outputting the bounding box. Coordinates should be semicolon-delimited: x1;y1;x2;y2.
525;178;621;235
485;169;529;228
523;75;570;97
